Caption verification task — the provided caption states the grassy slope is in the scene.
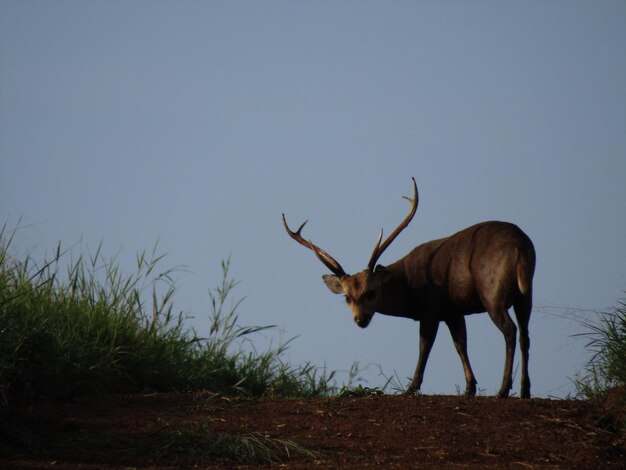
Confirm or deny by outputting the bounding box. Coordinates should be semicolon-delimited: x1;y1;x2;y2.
0;226;333;462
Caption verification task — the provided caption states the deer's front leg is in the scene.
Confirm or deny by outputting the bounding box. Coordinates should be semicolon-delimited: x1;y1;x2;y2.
445;316;477;397
406;319;439;395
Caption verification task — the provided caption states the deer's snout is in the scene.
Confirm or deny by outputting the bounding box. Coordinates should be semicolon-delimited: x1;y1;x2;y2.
354;314;373;328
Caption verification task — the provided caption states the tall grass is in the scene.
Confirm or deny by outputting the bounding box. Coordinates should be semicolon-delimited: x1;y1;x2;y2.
0;224;334;413
575;297;626;448
577;298;626;398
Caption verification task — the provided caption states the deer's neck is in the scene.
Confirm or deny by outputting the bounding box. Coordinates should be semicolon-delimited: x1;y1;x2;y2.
375;262;417;319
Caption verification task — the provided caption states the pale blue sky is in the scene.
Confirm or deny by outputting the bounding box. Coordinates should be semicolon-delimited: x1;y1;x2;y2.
2;1;625;397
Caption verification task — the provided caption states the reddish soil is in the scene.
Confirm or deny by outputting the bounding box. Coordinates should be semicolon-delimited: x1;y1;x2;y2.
1;392;624;469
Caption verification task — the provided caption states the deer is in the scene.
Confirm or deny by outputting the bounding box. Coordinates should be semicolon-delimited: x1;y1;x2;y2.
282;178;536;398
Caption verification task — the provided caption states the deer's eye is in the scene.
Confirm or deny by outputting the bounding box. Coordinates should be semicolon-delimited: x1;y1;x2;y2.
345;296;352;305
364;290;376;301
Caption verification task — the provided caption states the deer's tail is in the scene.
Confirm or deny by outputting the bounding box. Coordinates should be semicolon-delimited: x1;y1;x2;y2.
516;243;536;297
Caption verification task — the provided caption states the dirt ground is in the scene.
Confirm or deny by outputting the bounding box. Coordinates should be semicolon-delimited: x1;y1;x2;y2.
1;391;624;469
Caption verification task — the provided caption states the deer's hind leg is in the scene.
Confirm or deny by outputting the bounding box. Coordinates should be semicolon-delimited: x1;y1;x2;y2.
485;305;518;398
514;293;532;398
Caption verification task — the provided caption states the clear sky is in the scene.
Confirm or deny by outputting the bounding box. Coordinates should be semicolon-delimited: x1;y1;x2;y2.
2;1;625;397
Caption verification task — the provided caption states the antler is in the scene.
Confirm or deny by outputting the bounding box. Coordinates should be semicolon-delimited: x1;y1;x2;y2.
282;214;347;277
367;177;419;271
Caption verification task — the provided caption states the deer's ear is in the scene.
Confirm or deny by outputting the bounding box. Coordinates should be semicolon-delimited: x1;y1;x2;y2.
322;274;344;294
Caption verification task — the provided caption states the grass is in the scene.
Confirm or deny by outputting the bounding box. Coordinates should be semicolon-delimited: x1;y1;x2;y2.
139;426;319;464
0;225;334;406
577;299;626;398
44;424;318;465
576;298;626;445
0;223;334;462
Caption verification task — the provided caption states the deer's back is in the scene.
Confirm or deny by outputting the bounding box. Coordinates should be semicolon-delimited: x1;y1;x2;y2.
398;221;535;313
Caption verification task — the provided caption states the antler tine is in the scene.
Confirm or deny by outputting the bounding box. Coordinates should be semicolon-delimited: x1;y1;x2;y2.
368;228;384;270
367;177;419;271
282;214;347;277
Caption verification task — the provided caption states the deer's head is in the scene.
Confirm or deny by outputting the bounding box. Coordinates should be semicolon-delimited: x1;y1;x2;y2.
282;178;418;328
